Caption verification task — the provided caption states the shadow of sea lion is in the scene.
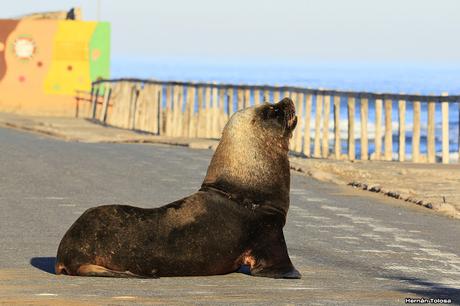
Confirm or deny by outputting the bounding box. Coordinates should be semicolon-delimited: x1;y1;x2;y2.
30;256;249;277
30;257;56;275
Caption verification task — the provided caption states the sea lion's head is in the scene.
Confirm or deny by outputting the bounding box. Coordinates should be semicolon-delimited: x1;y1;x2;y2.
202;97;297;218
251;97;298;140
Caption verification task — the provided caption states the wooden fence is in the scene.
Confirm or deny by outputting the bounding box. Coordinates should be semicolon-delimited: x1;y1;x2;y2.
78;78;460;164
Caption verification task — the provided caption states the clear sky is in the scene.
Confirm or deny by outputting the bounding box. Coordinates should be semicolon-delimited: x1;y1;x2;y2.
3;0;460;64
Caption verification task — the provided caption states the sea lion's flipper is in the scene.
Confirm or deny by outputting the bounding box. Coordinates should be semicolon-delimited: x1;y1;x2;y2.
248;227;301;279
251;265;301;279
279;267;301;279
76;264;155;278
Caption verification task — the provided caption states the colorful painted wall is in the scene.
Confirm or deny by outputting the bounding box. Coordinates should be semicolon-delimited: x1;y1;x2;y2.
0;19;110;116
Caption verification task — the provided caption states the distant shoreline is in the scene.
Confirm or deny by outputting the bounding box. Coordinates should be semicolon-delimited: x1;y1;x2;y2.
111;57;460;95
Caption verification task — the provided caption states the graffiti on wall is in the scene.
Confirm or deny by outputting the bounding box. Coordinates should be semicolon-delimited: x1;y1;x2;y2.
0;19;110;115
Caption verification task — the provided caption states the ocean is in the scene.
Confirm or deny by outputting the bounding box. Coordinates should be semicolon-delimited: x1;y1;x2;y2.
111;57;460;156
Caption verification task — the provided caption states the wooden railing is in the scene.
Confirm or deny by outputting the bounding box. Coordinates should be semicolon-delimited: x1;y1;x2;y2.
75;90;108;119
78;78;460;164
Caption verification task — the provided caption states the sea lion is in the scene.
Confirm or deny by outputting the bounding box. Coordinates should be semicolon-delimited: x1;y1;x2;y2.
55;97;300;279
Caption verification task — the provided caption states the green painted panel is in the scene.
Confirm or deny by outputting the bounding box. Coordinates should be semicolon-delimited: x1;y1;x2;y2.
89;22;110;84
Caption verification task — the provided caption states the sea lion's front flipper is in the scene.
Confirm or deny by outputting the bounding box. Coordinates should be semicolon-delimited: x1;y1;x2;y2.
248;227;301;279
251;264;301;279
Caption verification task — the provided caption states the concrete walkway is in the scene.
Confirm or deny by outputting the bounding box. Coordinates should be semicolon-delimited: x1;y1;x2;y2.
0;113;218;149
0;112;458;219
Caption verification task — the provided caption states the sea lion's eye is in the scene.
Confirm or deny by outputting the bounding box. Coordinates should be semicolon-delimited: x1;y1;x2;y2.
262;106;280;120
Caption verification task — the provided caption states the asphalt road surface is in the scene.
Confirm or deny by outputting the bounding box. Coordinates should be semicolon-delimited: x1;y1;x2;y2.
0;127;459;305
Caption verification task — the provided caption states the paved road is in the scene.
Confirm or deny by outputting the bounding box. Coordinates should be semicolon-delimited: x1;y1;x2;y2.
0;127;459;305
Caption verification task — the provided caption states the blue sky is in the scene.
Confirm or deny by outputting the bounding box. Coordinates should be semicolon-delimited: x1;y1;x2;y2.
3;0;460;64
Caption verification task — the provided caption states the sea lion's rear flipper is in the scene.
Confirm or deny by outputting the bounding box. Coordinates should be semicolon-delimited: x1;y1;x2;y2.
76;264;154;278
248;227;302;279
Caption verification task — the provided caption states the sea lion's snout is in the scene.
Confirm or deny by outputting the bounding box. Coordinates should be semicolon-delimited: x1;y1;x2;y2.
276;97;297;131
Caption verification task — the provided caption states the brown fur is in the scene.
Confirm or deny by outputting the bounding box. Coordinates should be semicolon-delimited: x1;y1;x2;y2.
55;97;300;279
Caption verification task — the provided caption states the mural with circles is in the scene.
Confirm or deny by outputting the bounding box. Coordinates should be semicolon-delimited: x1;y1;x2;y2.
0;19;110;115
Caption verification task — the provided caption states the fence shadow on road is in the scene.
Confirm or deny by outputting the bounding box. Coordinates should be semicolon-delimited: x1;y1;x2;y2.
30;257;56;275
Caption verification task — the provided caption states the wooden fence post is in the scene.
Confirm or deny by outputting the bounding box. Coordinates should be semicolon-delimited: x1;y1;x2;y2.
360;97;369;160
170;85;177;136
348;96;355;161
165;85;173;136
294;92;304;153
227;87;234;118
398;98;406;162
303;94;312;157
441;93;449;164
384;98;393;161
91;86;100;120
284;90;291;99
129;84;140;130
254;89;261;105
153;84;161;135
427;101;436;163
322;95;331;158
171;85;181;137
205;86;212;138
237;88;244;110
134;84;146;131
412;100;421;162
150;85;159;133
263;89;270;102
334;95;341;159
218;87;226;135
273;90;280;103
122;83;133;128
360;98;369;160
111;82;121;126
187;86;196;137
178;86;185;137
244;88;251;108
212;85;219;138
374;98;383;160
314;94;323;158
197;86;204;137
100;83;111;124
179;86;188;137
157;84;163;135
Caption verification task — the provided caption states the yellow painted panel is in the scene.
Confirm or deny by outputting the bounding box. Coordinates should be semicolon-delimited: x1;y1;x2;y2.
54;41;89;61
44;21;97;95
